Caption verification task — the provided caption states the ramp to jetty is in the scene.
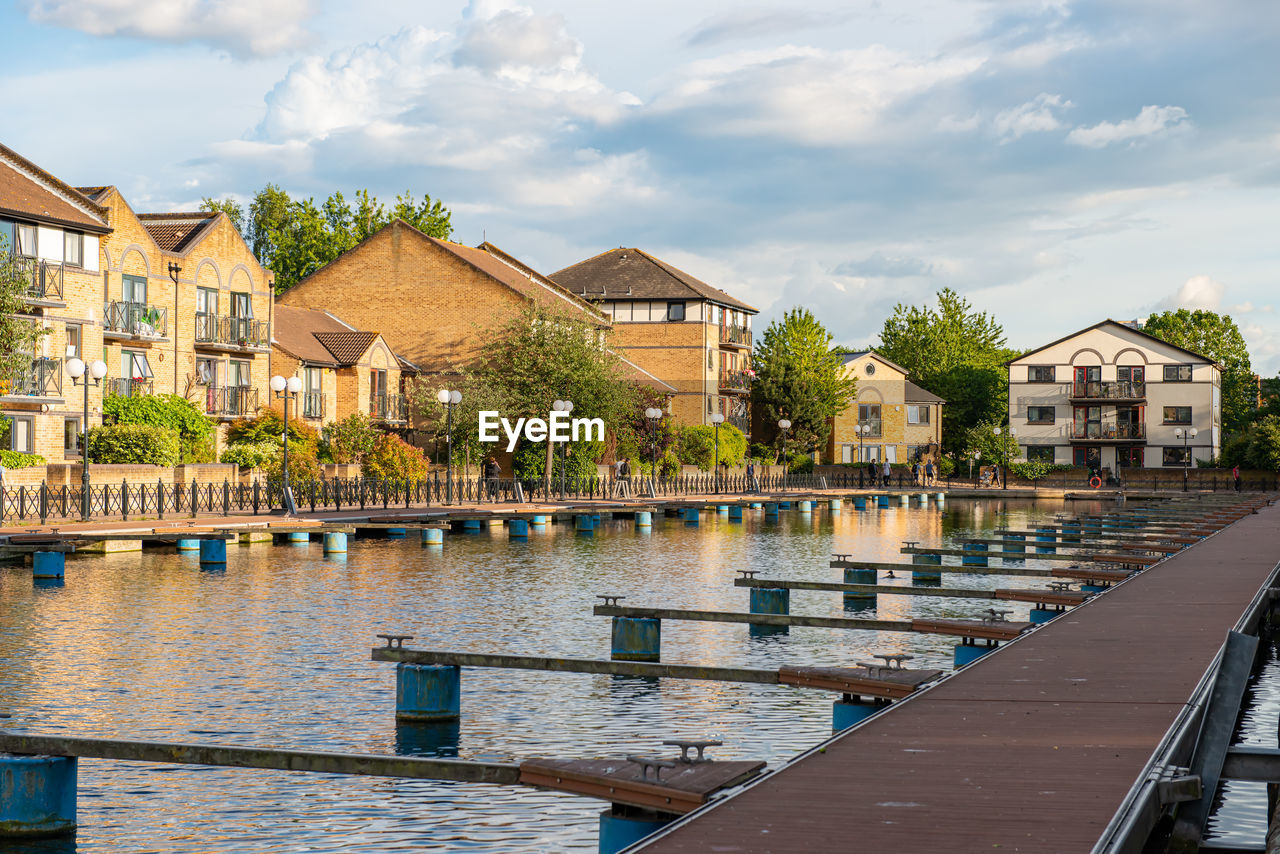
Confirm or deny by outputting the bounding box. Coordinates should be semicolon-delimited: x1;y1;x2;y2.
637;502;1280;853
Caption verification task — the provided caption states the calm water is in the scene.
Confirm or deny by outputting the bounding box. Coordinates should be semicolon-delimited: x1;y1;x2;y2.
1;498;1105;852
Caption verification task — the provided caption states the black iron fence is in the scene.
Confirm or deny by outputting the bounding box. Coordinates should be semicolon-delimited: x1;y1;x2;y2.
3;469;1275;523
16;257;63;302
104;300;168;338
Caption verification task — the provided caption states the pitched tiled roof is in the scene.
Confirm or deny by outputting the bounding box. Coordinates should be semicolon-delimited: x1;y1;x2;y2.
841;350;912;376
314;331;378;365
137;212;218;253
0;143;110;233
1007;319;1221;367
905;381;945;404
273;305;356;367
552;248;757;313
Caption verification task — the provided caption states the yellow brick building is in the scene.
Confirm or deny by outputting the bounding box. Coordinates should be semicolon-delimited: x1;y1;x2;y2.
551;248;757;435
271;305;410;430
0;142;274;463
826;351;945;465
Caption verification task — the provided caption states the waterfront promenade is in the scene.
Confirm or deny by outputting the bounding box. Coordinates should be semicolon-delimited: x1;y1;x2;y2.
636;499;1280;852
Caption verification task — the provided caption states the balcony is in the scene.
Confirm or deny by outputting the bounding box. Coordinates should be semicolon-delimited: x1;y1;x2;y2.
1069;381;1146;402
205;385;259;418
728;411;750;435
302;391;325;420
720;323;752;349
371;393;407;423
195;313;270;352
2;357;63;401
103;300;168;341
858;419;882;439
108;377;153;398
1069;423;1147;442
719;368;753;392
13;257;64;305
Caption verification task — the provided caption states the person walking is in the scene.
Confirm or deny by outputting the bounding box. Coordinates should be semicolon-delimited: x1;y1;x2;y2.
911;461;920;486
881;459;891;487
924;459;935;487
483;457;501;501
746;461;756;493
1233;464;1241;492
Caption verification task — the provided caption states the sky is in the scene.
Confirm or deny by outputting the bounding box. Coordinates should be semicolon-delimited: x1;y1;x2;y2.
4;0;1280;370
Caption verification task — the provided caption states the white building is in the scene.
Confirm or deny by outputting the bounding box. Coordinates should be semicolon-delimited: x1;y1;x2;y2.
1008;320;1221;471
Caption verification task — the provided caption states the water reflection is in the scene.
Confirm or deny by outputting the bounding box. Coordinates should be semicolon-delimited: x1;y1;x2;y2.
0;497;1085;852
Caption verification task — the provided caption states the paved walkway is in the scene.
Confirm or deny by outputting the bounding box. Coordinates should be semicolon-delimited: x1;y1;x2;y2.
637;500;1280;853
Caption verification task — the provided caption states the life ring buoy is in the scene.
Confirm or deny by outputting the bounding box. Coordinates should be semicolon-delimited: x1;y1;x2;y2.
1089;476;1102;489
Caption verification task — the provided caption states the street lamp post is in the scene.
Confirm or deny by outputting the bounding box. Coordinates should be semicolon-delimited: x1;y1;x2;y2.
66;357;107;521
645;407;663;490
969;450;981;482
778;418;792;487
993;426;1017;490
1175;427;1198;491
552;399;574;500
437;389;462;504
856;423;869;467
710;412;725;493
271;374;303;515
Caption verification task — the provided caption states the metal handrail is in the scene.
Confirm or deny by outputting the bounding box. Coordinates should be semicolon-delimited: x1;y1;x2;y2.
195;312;269;348
14;256;64;301
104;300;168;338
371;393;407;421
1071;381;1146;399
1070;423;1147;440
5;357;62;397
303;391;325;419
107;377;153;398
205;385;259;417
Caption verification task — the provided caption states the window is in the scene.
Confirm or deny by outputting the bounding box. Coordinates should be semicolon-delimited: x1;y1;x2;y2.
230;292;251;318
15;223;36;256
64;232;83;267
841;444;855;464
65;325;80;360
371;369;387;399
1026;406;1055;424
0;415;34;453
1073;445;1101;469
64;417;81;456
708;349;715;371
1118;366;1145;383
197;287;218;315
196;357;218;385
122;274;146;305
1026;445;1055;463
1163;446;1191;467
858;403;882;437
305;367;322;394
1027;366;1055;383
906;405;930;424
123;350;153;380
1163;406;1192;424
667;301;685;322
1118;447;1144;468
1164;365;1193;382
229;360;250;387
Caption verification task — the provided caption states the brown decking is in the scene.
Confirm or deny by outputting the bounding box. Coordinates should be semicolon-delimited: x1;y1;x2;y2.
638;502;1280;853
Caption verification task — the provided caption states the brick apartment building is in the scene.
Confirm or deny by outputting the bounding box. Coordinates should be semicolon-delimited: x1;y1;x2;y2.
826;351;944;465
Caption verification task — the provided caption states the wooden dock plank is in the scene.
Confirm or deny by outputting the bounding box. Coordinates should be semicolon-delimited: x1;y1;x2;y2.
519;758;766;814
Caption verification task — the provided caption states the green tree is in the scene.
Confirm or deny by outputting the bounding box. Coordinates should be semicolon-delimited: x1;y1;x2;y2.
751;307;858;456
877;288;1016;455
0;238;47;387
1141;309;1255;430
1247;416;1280;471
962;418;1021;467
321;412;382;465
677;423;747;471
202;185;453;293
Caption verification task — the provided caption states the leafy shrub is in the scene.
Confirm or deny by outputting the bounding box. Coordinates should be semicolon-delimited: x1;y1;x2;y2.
362;434;431;481
513;441;601;480
104;393;215;463
937;456;956;477
1009;461;1074;481
677;424;747;471
227;411;320;455
322;413;381;465
0;450;45;469
261;445;321;483
88;424;180;466
220;441;279;470
787;452;814;474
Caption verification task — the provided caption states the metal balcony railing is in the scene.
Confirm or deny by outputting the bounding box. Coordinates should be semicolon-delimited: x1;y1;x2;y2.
14;256;64;302
728;412;750;435
104;301;168;338
1070;381;1146;400
720;324;752;347
195;313;270;348
719;368;753;390
5;357;62;398
858;419;882;438
206;386;259;417
108;377;153;398
302;391;325;420
1070;423;1147;440
371;393;407;422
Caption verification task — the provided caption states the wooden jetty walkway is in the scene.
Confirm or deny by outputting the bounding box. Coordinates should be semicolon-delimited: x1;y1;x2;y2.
635;499;1280;853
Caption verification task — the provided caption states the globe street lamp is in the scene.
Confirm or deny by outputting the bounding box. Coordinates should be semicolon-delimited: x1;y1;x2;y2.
993;425;1017;490
552;399;574;500
437;389;462;504
710;412;725;493
66;357;107;521
645;406;663;487
1175;427;1198;491
271;374;303;515
778;418;792;485
856;422;870;467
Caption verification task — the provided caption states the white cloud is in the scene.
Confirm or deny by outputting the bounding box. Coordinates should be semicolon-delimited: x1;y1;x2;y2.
1066;105;1190;149
23;0;316;57
992;93;1072;143
1158;275;1225;311
650;45;986;146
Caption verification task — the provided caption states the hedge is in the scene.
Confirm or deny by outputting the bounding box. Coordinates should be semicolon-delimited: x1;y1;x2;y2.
104;393;215;463
87;424;181;466
0;450;45;469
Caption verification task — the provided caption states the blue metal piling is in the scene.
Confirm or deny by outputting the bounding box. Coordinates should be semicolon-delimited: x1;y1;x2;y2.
635;511;652;528
422;528;444;545
962;542;989;567
598;809;674;854
198;538;227;565
843;567;877;607
1035;527;1057;554
610;617;660;662
911;552;942;585
32;551;64;579
176;539;200;552
395;663;461;722
832;699;879;732
323;532;347;554
0;754;77;837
